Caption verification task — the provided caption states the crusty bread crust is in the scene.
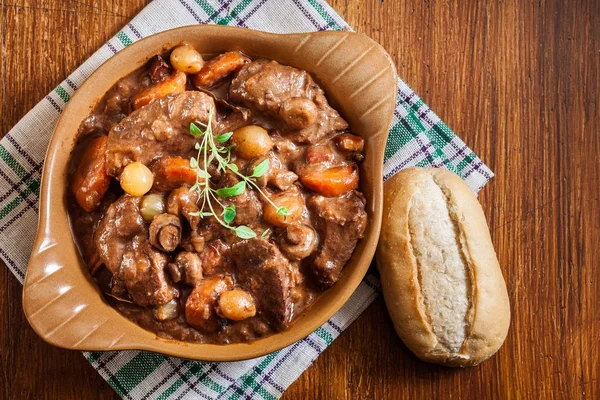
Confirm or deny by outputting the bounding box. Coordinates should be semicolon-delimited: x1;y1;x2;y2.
376;167;510;367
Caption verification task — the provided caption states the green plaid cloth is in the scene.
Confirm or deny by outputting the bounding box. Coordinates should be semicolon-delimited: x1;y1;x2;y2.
0;0;493;398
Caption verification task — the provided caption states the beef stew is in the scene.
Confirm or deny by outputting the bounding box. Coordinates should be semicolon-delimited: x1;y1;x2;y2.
68;44;367;344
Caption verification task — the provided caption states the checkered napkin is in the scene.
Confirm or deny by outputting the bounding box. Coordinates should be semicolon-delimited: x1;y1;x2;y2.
0;0;493;398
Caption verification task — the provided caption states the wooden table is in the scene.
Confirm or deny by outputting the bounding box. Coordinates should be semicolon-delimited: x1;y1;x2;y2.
1;0;598;398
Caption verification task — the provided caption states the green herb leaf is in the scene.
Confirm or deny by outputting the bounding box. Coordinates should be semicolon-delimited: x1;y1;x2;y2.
190;123;204;137
197;169;211;180
214;131;233;143
188;106;296;235
223;205;236;224
234;225;256;239
228;163;239;172
215;181;246;197
251;159;269;178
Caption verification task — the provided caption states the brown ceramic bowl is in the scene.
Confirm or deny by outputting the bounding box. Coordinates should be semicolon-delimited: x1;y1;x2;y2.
23;25;397;361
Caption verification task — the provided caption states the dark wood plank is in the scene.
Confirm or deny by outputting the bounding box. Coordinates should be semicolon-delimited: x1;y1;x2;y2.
1;0;598;399
0;1;147;399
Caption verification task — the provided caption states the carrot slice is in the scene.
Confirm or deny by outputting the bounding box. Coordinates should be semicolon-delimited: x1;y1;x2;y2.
70;136;112;212
132;71;187;110
185;276;233;332
152;156;204;191
192;51;250;88
299;165;359;197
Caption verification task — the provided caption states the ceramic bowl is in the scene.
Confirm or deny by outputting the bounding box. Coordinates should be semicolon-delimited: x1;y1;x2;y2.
23;25;397;361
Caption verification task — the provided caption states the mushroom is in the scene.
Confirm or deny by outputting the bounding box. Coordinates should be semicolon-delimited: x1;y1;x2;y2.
149;213;182;252
279;224;318;261
167;251;203;286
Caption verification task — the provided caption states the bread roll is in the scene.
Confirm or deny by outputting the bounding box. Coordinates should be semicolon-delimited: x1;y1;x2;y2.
376;167;510;367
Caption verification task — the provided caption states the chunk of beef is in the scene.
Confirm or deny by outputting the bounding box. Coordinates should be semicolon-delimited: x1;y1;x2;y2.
149;213;182;252
179;215;223;256
232;190;262;227
305;143;335;165
218;173;263;227
78;114;120;137
106;91;214;176
119;235;179;306
167;251;203;286
94;195;145;274
273;137;303;164
307;191;367;287
147;55;172;83
70;192;116;275
231;238;293;331
229;60;348;143
199;239;228;276
180;231;203;253
245;155;298;191
229;60;309;113
94;195;179;305
215;109;250;134
269;169;298;191
99;75;141;120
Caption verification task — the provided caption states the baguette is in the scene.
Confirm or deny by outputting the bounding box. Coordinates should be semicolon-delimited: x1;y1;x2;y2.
376;167;510;366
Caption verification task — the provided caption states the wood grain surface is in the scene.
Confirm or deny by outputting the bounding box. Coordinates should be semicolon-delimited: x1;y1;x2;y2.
1;0;599;398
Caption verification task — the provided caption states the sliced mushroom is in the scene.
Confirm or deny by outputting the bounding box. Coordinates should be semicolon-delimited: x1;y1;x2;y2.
279;224;318;261
167;251;203;286
149;213;182;252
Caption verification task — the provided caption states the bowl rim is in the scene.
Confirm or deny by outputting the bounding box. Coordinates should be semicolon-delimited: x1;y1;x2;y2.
23;25;397;361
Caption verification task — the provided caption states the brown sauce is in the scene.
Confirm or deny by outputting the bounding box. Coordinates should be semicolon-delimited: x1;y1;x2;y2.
67;48;367;344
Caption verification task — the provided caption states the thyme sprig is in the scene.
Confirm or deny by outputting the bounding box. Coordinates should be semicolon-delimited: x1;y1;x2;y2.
187;108;288;239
